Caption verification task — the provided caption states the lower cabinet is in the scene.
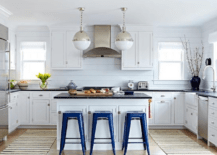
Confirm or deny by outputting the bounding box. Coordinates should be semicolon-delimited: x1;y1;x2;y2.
154;100;172;124
8;101;19;133
174;93;184;124
185;106;198;134
118;105;147;142
19;92;30;125
31;100;50;125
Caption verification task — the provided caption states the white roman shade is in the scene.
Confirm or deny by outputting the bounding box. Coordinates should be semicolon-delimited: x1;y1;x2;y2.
21;42;46;50
158;42;183;50
209;31;217;43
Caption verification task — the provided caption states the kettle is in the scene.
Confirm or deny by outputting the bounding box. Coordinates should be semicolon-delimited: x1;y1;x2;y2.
67;80;77;90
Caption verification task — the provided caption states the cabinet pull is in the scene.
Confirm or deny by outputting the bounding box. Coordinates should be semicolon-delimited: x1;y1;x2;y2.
28;96;30;99
39;94;43;97
161;95;165;97
118;111;121;114
212;134;215;137
58;111;61;114
88;111;91;115
161;101;165;103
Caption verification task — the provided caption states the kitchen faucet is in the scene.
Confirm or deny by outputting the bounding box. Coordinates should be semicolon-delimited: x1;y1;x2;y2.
202;65;216;92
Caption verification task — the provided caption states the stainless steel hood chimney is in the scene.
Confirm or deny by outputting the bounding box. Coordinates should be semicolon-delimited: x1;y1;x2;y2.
83;25;121;58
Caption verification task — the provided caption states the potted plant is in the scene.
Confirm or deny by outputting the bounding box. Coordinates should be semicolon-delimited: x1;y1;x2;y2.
10;80;17;89
181;36;204;90
36;73;51;90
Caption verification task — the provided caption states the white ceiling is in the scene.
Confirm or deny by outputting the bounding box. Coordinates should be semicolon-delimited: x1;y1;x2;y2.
1;0;217;27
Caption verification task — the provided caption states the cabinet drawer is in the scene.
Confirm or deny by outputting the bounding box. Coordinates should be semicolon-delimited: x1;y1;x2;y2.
32;92;50;99
209;117;217;128
209;98;217;108
209;127;217;145
154;92;172;99
209;108;217;118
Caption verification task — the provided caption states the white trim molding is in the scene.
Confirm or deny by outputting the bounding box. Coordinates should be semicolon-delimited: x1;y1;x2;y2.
0;5;12;18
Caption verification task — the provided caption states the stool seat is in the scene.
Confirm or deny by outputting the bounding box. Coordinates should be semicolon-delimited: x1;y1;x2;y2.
122;111;150;155
59;111;86;155
90;111;116;155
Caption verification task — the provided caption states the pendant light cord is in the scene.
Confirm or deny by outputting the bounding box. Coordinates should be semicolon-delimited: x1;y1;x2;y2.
80;10;83;32
122;9;126;32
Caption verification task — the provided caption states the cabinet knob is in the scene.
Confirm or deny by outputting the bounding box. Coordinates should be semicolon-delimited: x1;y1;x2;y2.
48;104;50;106
161;95;165;97
212;134;215;137
191;113;193;115
174;97;176;100
39;94;43;97
185;120;188;124
118;111;121;114
212;112;215;115
66;61;68;64
161;101;165;103
28;96;30;99
58;111;61;114
88;111;91;115
211;121;215;124
213;103;215;105
137;62;140;64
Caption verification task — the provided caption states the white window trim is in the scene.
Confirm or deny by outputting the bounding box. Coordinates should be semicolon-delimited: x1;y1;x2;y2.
16;36;50;81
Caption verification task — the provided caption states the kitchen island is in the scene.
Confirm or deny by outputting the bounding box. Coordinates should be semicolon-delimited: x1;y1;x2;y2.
54;93;151;151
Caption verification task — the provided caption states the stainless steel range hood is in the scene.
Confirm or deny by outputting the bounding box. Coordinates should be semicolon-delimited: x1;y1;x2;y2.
83;25;121;58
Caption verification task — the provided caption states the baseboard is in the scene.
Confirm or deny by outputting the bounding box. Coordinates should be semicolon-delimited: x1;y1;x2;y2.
18;125;57;129
149;125;186;129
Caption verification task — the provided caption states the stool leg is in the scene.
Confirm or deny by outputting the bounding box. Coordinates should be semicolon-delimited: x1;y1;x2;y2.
59;116;68;155
140;117;146;150
124;115;131;155
141;115;150;155
122;116;127;150
82;115;86;150
108;114;116;155
90;115;97;155
78;115;86;155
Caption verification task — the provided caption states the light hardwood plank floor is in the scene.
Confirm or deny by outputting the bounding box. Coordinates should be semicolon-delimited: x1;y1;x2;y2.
0;129;216;155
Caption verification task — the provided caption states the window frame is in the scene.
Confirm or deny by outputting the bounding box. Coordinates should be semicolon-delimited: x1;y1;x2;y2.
16;37;49;81
158;42;184;80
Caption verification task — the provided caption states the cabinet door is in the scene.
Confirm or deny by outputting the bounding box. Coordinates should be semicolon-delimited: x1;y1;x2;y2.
32;100;50;124
174;93;184;124
138;32;153;68
19;92;30;125
51;32;66;68
88;106;117;142
154;100;172;124
8;102;19;133
191;109;198;134
185;107;191;129
122;32;138;69
119;106;147;144
66;31;82;69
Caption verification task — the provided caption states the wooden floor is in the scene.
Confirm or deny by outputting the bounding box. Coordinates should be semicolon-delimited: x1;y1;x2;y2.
0;129;217;155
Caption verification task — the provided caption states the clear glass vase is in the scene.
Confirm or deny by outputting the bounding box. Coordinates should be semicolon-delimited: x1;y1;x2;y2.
39;81;48;90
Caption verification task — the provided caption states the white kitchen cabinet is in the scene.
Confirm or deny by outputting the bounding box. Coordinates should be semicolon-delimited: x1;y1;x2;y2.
31;100;50;124
154;100;172;124
122;31;153;70
174;93;184;124
118;105;147;144
8;101;19;133
88;105;117;142
51;31;83;70
185;106;198;134
18;92;30;125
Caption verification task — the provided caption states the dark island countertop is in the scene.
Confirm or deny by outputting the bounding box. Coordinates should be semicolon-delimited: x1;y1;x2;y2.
54;93;152;99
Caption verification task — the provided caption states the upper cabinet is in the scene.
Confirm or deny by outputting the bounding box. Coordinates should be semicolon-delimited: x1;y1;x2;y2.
121;29;153;70
51;31;83;70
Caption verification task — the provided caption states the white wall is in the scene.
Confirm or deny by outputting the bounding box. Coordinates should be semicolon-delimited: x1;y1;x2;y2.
15;25;203;90
201;17;217;90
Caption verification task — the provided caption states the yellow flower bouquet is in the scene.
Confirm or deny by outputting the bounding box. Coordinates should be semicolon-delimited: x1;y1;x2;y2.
36;73;51;90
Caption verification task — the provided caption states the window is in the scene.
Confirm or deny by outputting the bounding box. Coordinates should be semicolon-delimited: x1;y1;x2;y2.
21;42;46;80
158;42;184;80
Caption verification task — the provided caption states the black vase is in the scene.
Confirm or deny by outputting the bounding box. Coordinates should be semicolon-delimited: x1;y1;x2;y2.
190;76;201;90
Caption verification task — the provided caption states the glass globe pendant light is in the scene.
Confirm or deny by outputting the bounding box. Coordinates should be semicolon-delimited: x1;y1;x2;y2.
73;7;91;50
115;7;133;51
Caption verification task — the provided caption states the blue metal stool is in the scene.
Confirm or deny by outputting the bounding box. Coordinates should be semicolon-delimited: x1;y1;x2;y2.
90;111;116;155
122;111;150;155
59;111;86;155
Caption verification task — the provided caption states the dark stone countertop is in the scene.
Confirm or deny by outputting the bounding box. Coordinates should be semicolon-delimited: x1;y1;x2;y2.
54;93;152;99
126;89;184;92
19;88;69;91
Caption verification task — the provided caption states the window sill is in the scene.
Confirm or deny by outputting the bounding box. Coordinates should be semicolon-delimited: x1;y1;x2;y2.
153;80;189;85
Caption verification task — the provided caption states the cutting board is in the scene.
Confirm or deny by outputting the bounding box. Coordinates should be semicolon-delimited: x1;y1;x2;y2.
75;91;113;96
